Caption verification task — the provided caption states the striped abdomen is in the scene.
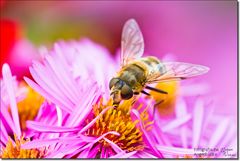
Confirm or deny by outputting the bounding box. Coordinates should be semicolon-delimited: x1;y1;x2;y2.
117;56;161;92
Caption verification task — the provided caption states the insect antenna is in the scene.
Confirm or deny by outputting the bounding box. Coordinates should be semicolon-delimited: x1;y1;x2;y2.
145;85;168;94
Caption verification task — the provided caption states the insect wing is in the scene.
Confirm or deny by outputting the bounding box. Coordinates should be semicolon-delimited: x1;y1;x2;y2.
121;19;144;67
147;62;209;83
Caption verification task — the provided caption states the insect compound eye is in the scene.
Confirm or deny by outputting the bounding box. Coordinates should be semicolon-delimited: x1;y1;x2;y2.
109;78;120;89
120;84;133;100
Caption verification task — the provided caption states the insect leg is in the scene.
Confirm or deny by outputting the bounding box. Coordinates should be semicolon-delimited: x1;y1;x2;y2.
133;92;140;95
153;99;165;120
113;103;119;108
141;90;151;96
154;99;165;107
146;86;168;94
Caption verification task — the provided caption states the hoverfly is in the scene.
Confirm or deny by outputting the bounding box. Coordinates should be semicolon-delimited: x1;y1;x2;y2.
109;19;209;107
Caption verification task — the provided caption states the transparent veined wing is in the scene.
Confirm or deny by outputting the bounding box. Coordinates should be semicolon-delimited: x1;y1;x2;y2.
147;62;210;83
121;19;144;67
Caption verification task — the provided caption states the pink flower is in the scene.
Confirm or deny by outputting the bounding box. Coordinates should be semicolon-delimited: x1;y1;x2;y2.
0;64;46;158
22;39;165;158
156;95;237;158
19;39;237;158
1;64;22;141
0;64;65;158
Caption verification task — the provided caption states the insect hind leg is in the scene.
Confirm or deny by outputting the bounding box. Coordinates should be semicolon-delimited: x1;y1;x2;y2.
145;85;168;94
141;90;151;96
153;99;165;120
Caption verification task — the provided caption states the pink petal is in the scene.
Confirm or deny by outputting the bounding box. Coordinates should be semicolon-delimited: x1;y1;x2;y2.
175;98;188;148
100;147;106;158
220;122;236;148
34;102;55;121
61;131;119;158
55;105;62;126
202;103;215;131
53;43;88;97
89;131;119;144
29;66;74;111
192;99;204;148
78;134;96;142
110;151;137;158
77;147;91;158
175;98;188;117
137;151;157;158
87;144;100;158
68;83;101;127
27;121;81;133
63;143;86;158
44;54;80;104
131;109;163;158
180;127;188;148
0;120;11;144
39;59;76;107
156;145;194;155
152;129;172;146
47;143;85;158
79;106;113;133
151;114;173;146
0;101;17;134
104;148;111;158
208;118;229;148
21;137;81;149
2;64;21;137
24;77;72;113
103;137;124;153
161;114;191;132
179;83;209;96
79;131;120;152
31;62;62;96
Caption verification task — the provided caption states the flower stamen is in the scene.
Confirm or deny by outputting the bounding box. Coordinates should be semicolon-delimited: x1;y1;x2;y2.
85;98;145;152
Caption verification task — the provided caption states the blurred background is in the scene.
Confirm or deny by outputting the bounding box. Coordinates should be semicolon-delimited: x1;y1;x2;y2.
0;1;237;117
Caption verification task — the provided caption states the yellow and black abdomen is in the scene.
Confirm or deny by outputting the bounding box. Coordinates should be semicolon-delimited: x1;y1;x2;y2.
140;56;161;68
118;64;146;92
117;56;161;92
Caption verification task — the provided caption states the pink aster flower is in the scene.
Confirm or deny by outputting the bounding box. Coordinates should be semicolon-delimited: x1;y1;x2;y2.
21;39;169;158
0;64;69;158
37;38;117;99
137;69;236;159
22;38;236;159
153;95;237;158
0;64;46;158
1;64;22;142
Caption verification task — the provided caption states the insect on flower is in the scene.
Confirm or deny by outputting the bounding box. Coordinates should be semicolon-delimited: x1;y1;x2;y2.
109;19;209;107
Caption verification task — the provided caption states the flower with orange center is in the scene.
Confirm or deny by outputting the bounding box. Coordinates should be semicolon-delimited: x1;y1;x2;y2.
1;135;44;159
85;98;152;152
1;64;46;159
20;38;236;159
16;82;44;130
